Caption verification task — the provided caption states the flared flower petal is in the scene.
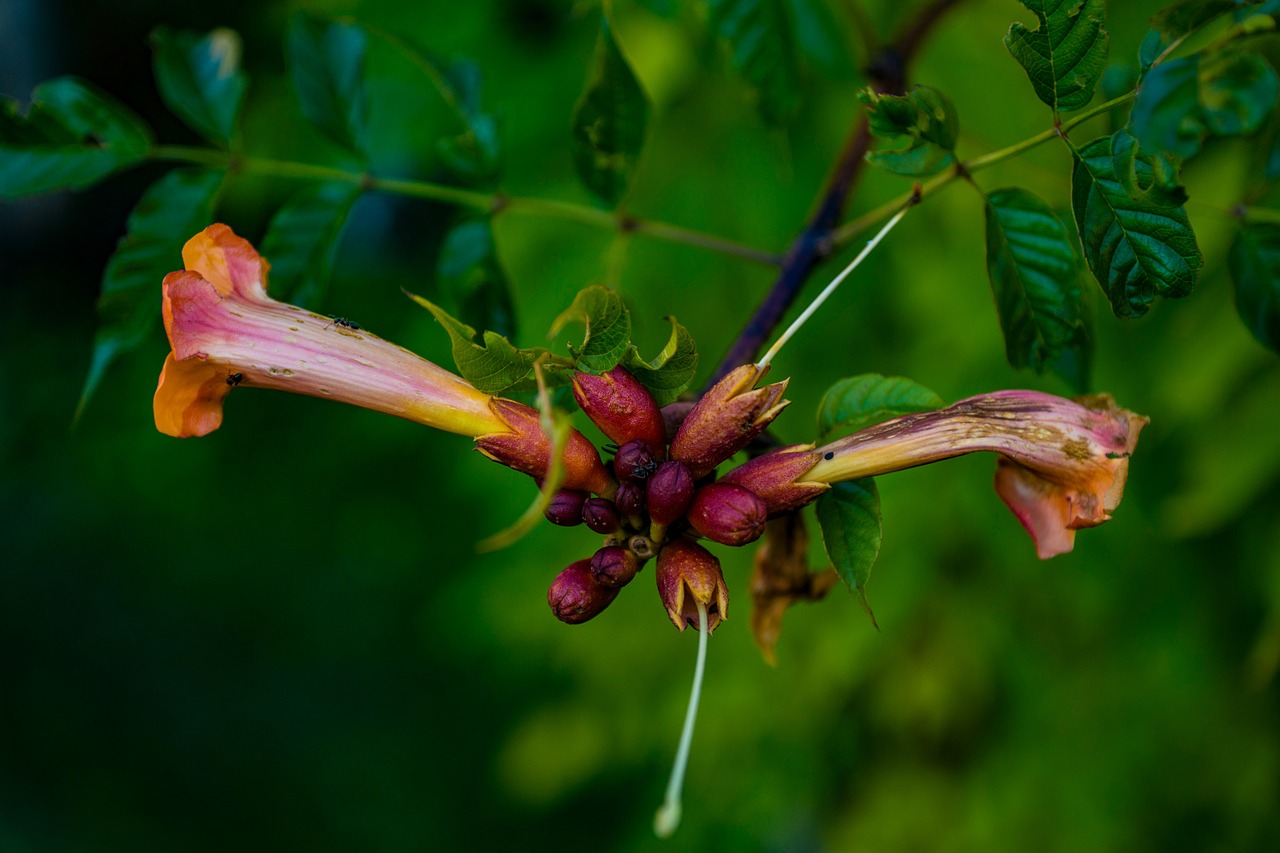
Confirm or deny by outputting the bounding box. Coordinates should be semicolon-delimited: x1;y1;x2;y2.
788;390;1147;558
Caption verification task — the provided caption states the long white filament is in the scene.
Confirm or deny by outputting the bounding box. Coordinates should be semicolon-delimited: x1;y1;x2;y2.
653;602;709;838
756;205;912;370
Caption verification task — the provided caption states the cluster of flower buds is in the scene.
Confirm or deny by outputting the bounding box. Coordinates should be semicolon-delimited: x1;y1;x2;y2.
538;364;795;631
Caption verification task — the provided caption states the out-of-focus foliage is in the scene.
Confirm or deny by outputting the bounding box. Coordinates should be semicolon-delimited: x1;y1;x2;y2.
2;1;1280;852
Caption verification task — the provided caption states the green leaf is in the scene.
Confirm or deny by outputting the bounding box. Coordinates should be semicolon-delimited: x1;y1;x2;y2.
707;0;803;125
785;0;855;78
858;86;958;177
816;374;943;443
984;187;1091;382
286;14;367;154
151;27;247;147
622;317;698;406
1228;222;1280;352
815;478;882;630
1005;0;1109;112
79;167;224;415
549;285;633;373
0;77;152;198
570;17;649;206
1131;50;1279;158
1143;0;1243;66
259;183;360;307
437;217;516;340
407;292;545;395
434;58;502;184
1071;131;1203;318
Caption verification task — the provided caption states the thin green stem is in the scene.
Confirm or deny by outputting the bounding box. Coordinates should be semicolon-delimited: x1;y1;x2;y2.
830;92;1135;248
758;200;915;369
143;147;777;266
654;602;709;840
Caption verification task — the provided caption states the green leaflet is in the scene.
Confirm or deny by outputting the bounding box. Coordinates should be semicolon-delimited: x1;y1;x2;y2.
858;86;958;177
437;217;516;340
1228;223;1280;352
984;187;1092;388
1130;50;1279;158
1071;131;1203;318
621;317;698;406
286;14;368;155
260;183;361;307
151;27;248;147
816;374;943;444
0;78;152;198
549;285;632;373
815;479;882;630
434;58;502;184
707;0;803;125
408;292;548;395
1005;0;1109;112
570;17;649;206
79;167;225;416
1141;0;1242;69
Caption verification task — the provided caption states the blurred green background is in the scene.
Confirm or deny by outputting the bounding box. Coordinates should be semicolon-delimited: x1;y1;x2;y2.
3;0;1280;850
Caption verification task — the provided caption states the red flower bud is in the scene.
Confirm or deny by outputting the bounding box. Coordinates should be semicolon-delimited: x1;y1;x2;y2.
544;489;588;526
591;545;641;588
615;481;646;518
476;399;614;495
571;366;666;455
614;438;657;482
670;364;790;479
656;539;728;632
548;559;620;624
582;497;621;534
720;445;826;514
646;460;695;525
687;482;768;546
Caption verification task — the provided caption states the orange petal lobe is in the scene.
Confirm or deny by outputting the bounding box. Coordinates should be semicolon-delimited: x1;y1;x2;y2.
154;353;231;438
180;223;270;300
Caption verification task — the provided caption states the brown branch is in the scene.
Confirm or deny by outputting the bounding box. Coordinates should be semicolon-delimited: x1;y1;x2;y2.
704;0;966;389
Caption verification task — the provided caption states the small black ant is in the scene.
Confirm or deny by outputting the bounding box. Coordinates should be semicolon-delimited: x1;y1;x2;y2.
225;372;244;387
325;317;361;331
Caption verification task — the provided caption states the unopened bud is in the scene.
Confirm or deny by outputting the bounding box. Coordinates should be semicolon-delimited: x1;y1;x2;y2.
670;364;790;479
655;539;728;632
591;545;641;588
582;497;621;534
549;559;620;624
545;489;588;526
720;445;826;514
615;481;646;518
614;439;657;482
646;460;695;525
476;399;613;495
572;367;666;455
687;482;768;546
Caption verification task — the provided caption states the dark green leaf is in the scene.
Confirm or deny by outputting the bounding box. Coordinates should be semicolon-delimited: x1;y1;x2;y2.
1131;50;1278;158
79;167;224;415
1005;0;1109;112
815;478;882;629
785;0;854;78
984;187;1091;381
1228;222;1280;351
287;14;367;154
707;0;803;125
437;217;516;340
1146;0;1242;62
259;183;360;307
1200;50;1279;135
622;317;698;406
407;292;545;395
434;59;502;184
0;77;152;198
816;374;943;443
859;86;958;177
151;27;247;147
1071;131;1203;318
570;17;649;206
549;285;632;373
